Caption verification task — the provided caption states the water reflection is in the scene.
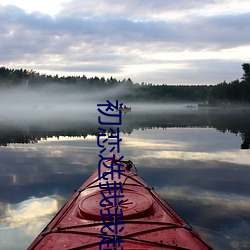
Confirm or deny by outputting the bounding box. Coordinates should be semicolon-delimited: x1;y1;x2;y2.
0;196;59;228
0;196;62;250
0;107;250;149
0;108;250;249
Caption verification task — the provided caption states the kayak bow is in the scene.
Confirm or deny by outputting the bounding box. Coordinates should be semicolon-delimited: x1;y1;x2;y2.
28;153;213;249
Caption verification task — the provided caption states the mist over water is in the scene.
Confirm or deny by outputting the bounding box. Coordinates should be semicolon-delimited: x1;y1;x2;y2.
0;84;198;125
0;85;95;122
0;84;250;148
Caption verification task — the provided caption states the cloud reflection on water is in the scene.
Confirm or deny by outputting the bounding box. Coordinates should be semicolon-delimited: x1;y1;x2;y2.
162;187;250;250
0;196;62;250
154;150;250;166
0;127;250;249
0;196;59;229
122;127;243;152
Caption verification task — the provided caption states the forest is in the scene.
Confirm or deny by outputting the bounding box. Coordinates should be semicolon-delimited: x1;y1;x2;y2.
0;63;249;104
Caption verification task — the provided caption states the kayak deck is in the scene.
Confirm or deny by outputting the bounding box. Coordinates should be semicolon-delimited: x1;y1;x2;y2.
28;153;213;249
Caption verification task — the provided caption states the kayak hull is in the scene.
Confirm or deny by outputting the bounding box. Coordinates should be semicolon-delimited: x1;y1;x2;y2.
28;153;213;249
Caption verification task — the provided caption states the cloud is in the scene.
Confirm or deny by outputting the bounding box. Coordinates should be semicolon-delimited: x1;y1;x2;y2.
58;0;240;19
0;196;59;229
0;196;61;249
186;13;250;49
0;1;250;84
157;186;250;216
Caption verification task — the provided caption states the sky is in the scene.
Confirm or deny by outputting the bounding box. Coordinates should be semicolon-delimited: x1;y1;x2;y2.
0;0;250;85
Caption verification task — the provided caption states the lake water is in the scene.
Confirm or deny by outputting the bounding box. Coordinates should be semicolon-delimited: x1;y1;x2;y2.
0;104;250;249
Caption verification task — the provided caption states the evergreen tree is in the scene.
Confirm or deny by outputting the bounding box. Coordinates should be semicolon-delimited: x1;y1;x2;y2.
242;63;250;83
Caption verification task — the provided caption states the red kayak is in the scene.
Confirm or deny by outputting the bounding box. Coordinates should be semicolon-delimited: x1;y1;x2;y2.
28;153;213;249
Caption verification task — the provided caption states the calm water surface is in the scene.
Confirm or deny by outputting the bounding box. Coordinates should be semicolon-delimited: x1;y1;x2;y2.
0;106;250;249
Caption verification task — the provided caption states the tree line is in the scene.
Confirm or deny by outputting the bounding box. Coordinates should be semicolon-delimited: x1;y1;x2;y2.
208;63;250;105
0;63;249;104
1;108;249;148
